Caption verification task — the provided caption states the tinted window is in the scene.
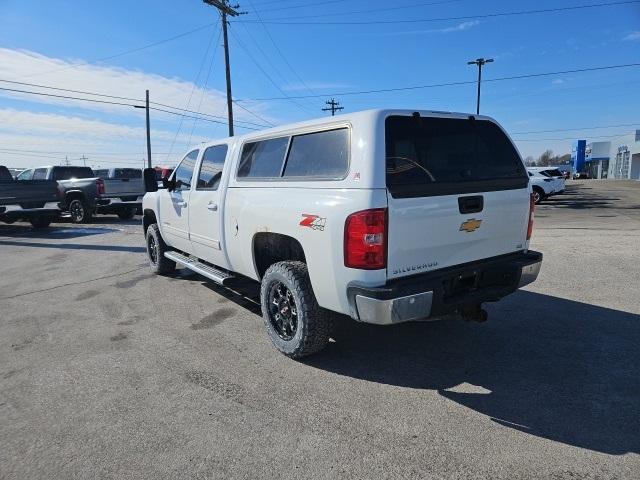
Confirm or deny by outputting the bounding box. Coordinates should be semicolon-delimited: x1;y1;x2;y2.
283;128;349;178
386;116;527;198
16;169;33;181
53;167;94;181
238;137;288;178
114;168;141;179
173;150;199;190
197;145;228;190
93;169;108;178
545;169;563;177
33;168;48;180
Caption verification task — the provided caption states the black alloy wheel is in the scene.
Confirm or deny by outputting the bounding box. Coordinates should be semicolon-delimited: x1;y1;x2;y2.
267;281;298;341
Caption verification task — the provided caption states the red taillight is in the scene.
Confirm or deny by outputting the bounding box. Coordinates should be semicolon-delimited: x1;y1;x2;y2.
96;178;105;195
344;208;387;270
527;193;535;240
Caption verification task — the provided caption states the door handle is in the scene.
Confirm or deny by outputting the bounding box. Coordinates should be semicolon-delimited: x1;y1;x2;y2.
174;201;187;207
207;202;218;211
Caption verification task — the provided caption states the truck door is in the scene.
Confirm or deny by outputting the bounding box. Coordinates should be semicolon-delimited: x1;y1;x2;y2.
188;144;229;269
158;149;198;252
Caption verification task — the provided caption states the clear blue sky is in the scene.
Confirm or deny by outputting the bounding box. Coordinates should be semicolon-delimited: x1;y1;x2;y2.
0;0;639;168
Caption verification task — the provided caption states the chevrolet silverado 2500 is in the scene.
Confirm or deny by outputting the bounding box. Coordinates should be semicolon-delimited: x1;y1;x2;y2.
142;109;542;358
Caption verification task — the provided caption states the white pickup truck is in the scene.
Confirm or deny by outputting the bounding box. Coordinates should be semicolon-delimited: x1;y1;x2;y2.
141;109;542;358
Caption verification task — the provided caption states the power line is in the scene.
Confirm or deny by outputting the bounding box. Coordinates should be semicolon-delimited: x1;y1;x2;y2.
255;0;465;21
0;78;142;103
0;86;142;107
255;0;352;13
188;27;225;143
0;77;269;128
236;62;640;100
232;100;275;127
239;0;640;24
227;25;316;114
16;23;217;80
235;21;317;111
246;0;321;101
513;122;640;135
165;23;223;161
0;84;265;129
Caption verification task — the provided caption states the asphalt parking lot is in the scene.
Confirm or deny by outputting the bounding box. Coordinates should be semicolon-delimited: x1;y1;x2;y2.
1;180;639;479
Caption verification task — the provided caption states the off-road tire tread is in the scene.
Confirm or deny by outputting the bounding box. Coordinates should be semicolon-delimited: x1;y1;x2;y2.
146;223;176;275
261;261;332;359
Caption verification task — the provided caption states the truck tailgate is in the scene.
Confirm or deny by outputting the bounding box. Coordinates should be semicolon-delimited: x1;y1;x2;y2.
102;178;144;199
384;114;530;281
387;188;530;279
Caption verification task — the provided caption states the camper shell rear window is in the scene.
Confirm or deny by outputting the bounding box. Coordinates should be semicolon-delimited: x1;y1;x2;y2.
385;115;528;198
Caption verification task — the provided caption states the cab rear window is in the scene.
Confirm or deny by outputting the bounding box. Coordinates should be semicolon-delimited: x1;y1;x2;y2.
385;115;527;198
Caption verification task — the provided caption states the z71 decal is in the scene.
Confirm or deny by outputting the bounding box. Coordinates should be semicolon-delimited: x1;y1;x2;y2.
299;214;326;231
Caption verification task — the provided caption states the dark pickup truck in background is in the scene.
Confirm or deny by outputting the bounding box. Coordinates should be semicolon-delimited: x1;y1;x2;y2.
17;166;145;223
0;165;61;228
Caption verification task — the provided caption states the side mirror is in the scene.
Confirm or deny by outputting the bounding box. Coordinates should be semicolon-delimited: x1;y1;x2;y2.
143;168;158;193
162;176;175;192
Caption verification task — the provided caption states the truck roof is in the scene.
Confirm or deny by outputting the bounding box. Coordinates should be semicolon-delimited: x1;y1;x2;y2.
197;108;497;149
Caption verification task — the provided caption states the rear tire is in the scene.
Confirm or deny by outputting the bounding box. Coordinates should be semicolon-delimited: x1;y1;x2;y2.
117;207;136;220
68;198;92;224
29;216;51;229
260;261;332;358
145;223;175;275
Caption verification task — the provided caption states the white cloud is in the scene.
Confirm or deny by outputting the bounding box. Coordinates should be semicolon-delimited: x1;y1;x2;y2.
0;48;280;169
0;48;274;126
552;79;565;85
0;108;210;169
356;20;480;37
437;20;480;34
623;31;640;41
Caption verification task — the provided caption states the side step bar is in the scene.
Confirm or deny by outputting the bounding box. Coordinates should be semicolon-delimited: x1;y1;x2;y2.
164;251;234;285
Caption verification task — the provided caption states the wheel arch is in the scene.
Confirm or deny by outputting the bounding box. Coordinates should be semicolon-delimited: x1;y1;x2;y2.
252;232;307;280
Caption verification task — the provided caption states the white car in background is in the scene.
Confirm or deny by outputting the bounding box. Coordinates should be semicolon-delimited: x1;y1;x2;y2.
527;169;555;204
527;167;566;196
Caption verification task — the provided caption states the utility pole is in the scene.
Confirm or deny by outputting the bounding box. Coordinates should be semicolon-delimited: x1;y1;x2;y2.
79;155;88;167
203;0;244;137
145;90;152;168
322;98;343;116
134;89;152;168
467;58;493;115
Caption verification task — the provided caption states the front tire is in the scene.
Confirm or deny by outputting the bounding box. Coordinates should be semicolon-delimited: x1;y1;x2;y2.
260;261;332;358
117;207;136;220
145;223;175;275
68;199;92;224
29;216;51;229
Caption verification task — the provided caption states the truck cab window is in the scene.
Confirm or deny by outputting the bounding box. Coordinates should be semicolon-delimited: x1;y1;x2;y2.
197;145;228;190
33;168;48;180
173;149;199;191
16;169;33;181
237;137;289;178
283;128;349;179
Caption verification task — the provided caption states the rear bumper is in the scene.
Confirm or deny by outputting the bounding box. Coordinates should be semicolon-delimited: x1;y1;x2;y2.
347;251;542;325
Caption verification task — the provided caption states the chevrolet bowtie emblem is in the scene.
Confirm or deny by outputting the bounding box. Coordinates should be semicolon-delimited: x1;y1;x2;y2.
460;218;482;233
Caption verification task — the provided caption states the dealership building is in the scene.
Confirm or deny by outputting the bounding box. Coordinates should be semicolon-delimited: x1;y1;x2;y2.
572;130;640;180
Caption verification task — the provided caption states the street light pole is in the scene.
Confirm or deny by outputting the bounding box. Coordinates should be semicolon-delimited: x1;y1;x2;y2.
467;58;493;115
